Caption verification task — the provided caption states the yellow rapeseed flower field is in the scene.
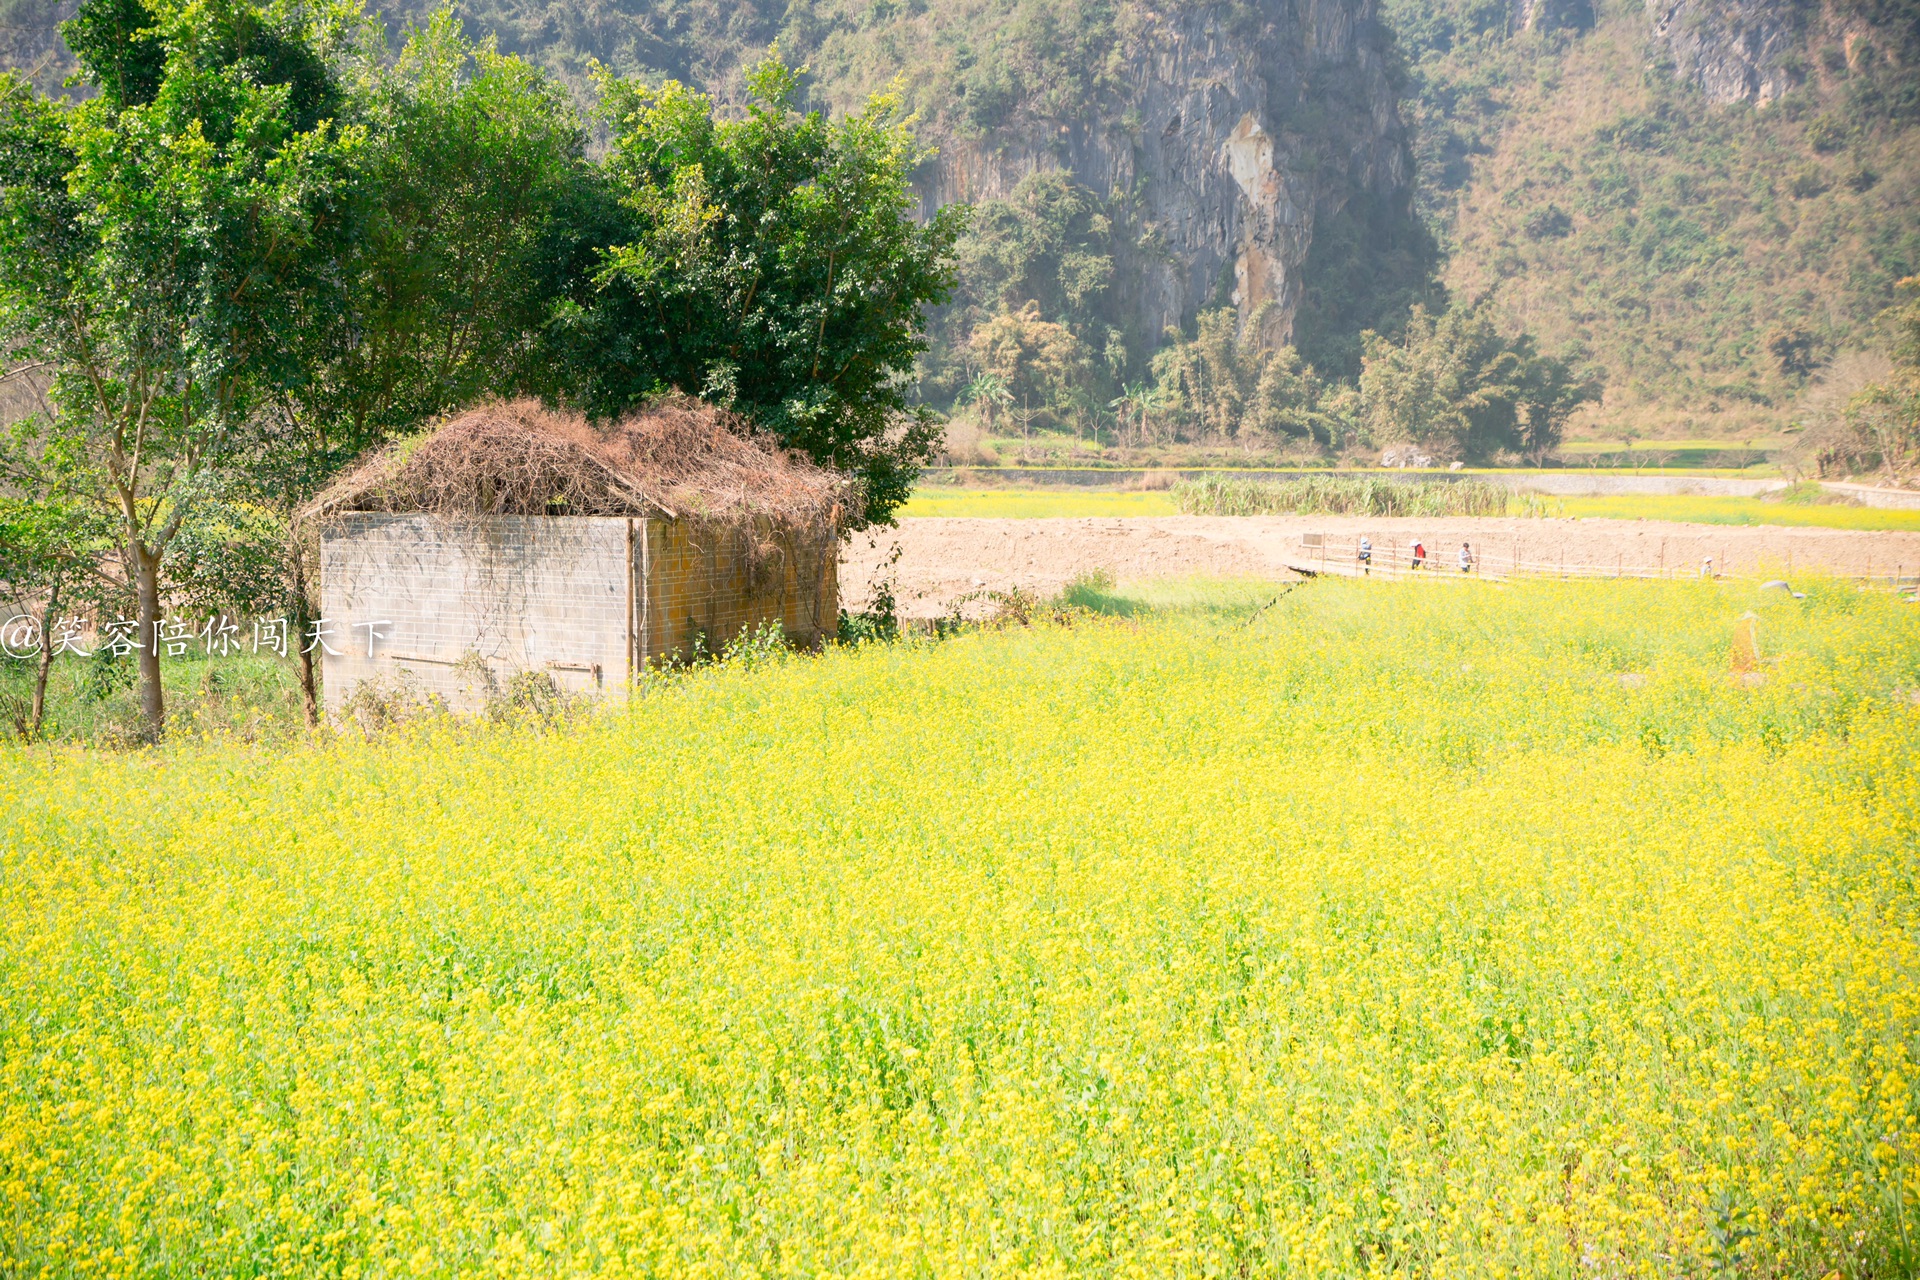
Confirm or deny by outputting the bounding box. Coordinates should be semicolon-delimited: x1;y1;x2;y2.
2;579;1917;1278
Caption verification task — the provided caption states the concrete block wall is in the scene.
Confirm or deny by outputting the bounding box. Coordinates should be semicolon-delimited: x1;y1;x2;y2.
320;512;840;717
320;514;633;715
640;518;838;663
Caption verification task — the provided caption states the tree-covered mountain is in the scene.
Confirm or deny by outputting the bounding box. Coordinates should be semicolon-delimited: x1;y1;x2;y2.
1391;0;1919;437
7;0;1916;441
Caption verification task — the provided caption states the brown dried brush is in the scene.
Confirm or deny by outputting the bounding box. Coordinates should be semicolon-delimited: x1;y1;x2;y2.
305;397;849;533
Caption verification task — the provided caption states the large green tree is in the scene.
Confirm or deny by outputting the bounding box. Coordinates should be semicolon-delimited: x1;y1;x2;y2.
254;11;589;719
270;11;587;468
551;54;964;526
1359;296;1598;462
1149;306;1342;448
0;0;361;738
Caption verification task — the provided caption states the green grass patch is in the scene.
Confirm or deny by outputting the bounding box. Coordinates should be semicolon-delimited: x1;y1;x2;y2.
1056;572;1288;619
1173;474;1527;518
1551;495;1920;530
0;650;308;746
900;487;1179;518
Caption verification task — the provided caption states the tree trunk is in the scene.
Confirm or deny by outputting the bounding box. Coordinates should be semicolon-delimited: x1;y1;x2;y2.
29;580;58;738
131;540;165;741
289;523;319;726
298;632;319;725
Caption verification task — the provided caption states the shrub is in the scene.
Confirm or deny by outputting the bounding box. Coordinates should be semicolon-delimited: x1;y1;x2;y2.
1173;474;1515;517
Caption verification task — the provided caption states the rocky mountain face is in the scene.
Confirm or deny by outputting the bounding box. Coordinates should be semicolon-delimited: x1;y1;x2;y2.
917;0;1414;352
1642;0;1905;106
1647;0;1815;102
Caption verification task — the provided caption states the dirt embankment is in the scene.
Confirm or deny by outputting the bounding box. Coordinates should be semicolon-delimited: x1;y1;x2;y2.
840;517;1920;617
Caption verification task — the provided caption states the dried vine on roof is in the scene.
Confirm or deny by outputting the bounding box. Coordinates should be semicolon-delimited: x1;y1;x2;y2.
305;397;850;532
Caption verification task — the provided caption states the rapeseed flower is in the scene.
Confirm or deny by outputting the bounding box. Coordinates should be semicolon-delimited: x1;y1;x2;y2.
1;579;1915;1277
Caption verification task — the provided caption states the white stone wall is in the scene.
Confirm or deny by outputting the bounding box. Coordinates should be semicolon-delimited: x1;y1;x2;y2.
320;514;634;716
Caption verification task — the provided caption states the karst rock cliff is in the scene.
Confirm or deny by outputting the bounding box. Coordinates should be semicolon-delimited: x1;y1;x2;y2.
1648;0;1807;101
918;0;1413;353
1645;0;1894;105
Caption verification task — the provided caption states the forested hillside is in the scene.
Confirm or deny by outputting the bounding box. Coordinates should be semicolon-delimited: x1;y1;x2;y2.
1390;0;1920;437
5;0;1916;443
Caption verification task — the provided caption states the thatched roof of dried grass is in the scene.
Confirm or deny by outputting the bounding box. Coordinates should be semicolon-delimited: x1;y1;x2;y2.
305;398;849;530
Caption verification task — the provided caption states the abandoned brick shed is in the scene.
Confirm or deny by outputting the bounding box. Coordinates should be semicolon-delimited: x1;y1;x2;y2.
307;398;847;715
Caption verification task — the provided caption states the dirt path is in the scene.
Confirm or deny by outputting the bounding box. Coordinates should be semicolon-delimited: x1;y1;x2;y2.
840;516;1920;616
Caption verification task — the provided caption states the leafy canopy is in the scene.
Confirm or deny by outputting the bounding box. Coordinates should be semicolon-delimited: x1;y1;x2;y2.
0;0;365;735
1359;296;1599;462
553;53;964;526
261;9;590;498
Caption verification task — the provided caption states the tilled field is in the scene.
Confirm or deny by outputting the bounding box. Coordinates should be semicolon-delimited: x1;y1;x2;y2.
841;516;1920;615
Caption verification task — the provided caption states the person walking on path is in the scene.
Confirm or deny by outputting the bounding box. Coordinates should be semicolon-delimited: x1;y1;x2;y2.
1358;536;1373;576
1459;542;1475;574
1411;539;1427;571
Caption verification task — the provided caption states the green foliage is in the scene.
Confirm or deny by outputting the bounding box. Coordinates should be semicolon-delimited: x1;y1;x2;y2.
5;0;1917;445
550;54;964;526
966;303;1090;430
60;0;164;105
1359;296;1598;461
264;10;589;497
1290;188;1444;381
1172;473;1516;518
1380;0;1518;227
0;0;366;735
0;492;116;734
166;498;291;618
0;495;110;601
1828;276;1920;483
932;170;1129;404
1;647;305;743
360;0;1225;150
1147;307;1344;449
